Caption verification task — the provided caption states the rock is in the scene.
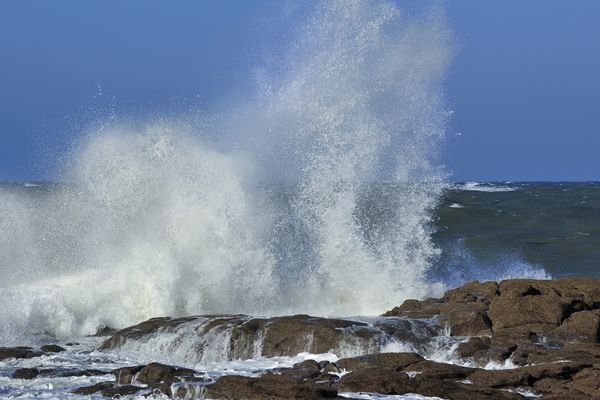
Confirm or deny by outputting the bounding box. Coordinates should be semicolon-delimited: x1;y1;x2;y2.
113;365;145;384
40;344;65;353
406;360;473;381
444;304;493;336
292;359;321;373
469;361;590;388
205;373;338;399
442;280;499;304
336;352;424;372
0;346;43;361
335;368;521;400
101;385;143;397
11;368;39;379
136;362;198;386
102;314;438;361
72;382;113;395
551;309;600;342
488;294;568;333
456;337;491;361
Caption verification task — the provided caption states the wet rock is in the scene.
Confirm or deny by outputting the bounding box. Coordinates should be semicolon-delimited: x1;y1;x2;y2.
407;360;473;381
102;314;437;360
40;344;65;353
335;368;521;400
205;373;338;399
72;381;113;395
337;352;424;372
112;365;145;384
136;362;198;386
293;359;321;373
0;346;43;361
320;361;342;374
469;361;590;388
456;336;491;361
383;296;492;336
101;384;143;397
11;368;39;379
101;316;197;348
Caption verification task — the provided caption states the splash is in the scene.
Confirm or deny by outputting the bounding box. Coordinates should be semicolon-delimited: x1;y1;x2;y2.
0;0;453;342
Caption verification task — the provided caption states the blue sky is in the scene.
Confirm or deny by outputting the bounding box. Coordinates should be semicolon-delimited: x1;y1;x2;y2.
0;0;599;182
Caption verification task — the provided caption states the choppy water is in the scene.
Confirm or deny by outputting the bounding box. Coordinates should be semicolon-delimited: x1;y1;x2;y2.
435;182;600;282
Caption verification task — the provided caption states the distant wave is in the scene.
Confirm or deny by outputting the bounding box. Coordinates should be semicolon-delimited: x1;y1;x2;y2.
455;182;518;192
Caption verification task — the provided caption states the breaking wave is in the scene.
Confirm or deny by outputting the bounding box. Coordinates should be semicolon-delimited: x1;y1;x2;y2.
0;0;453;342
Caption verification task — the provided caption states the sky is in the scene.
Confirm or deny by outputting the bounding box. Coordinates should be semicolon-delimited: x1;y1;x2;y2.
0;0;599;182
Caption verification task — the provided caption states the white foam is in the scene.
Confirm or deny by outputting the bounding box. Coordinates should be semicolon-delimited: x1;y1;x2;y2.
457;182;518;192
0;0;453;341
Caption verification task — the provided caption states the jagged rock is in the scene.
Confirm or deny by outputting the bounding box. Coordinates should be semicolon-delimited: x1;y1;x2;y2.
0;346;44;361
11;368;39;379
40;344;65;353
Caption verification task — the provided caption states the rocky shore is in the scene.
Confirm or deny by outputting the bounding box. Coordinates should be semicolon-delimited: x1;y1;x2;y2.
3;277;600;399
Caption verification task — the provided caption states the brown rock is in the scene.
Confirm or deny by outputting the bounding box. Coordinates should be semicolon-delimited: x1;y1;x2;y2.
443;280;499;304
488;294;568;333
136;362;197;386
100;385;143;397
552;309;600;342
407;360;474;381
205;373;338;399
469;361;590;388
336;352;424;372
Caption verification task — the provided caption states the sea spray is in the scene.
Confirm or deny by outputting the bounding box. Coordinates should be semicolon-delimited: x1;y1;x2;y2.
0;0;453;342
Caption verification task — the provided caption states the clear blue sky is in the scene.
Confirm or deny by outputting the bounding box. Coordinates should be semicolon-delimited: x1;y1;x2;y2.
1;0;599;182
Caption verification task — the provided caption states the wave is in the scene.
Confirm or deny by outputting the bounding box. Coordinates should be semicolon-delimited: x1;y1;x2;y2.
0;0;453;342
456;182;519;192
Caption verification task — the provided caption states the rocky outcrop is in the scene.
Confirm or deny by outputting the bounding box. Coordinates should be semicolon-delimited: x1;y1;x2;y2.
385;277;600;343
101;314;439;361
